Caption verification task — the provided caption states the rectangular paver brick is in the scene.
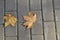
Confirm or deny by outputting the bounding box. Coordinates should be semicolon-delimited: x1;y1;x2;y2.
6;37;17;40
55;10;60;22
19;24;29;40
32;35;43;40
44;22;56;40
30;0;41;11
56;22;60;33
5;0;16;11
18;0;29;23
42;0;54;21
56;22;60;40
0;0;4;24
0;25;4;37
32;11;43;35
54;0;60;9
0;37;3;40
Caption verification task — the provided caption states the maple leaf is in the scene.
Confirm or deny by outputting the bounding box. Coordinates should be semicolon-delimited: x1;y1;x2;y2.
4;13;17;27
23;12;37;29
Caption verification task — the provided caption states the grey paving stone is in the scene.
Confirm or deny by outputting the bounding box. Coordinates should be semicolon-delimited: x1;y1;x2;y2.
0;37;3;40
56;22;60;40
30;0;41;11
54;0;60;9
19;36;29;40
19;24;29;40
32;38;42;40
32;35;43;40
18;0;29;40
31;11;43;35
55;10;60;22
56;22;60;33
5;0;16;11
43;12;54;21
5;26;17;36
5;12;17;36
6;37;17;40
57;33;60;40
18;0;29;23
42;0;54;21
0;25;4;37
44;22;56;40
0;0;4;24
42;0;53;10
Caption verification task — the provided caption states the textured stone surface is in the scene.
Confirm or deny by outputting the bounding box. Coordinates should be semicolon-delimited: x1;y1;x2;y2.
56;22;60;33
56;22;60;40
0;25;4;37
0;0;4;24
6;37;17;40
30;0;41;11
32;11;43;35
55;10;60;22
18;0;29;23
32;35;43;40
0;37;3;40
5;0;16;11
42;0;54;21
0;0;60;40
44;22;56;40
5;25;17;36
54;0;60;9
19;24;29;40
18;0;29;40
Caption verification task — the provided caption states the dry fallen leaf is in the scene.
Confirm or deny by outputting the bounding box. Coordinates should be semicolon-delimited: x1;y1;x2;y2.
4;13;17;27
23;12;37;29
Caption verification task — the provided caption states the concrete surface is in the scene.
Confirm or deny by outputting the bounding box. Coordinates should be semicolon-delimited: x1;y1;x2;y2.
0;0;60;40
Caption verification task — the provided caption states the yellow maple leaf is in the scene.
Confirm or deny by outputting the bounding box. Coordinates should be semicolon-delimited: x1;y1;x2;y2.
23;12;37;29
4;13;17;27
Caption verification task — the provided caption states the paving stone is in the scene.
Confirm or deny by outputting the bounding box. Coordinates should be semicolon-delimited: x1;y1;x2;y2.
43;12;54;21
0;25;4;37
5;12;17;36
32;35;43;40
18;0;29;23
19;36;29;40
56;22;60;33
54;0;60;9
57;33;60;40
0;0;4;24
5;26;17;36
19;24;29;40
42;0;53;10
0;37;3;40
6;37;17;40
30;0;41;11
42;0;54;21
18;0;29;40
31;11;43;35
5;0;16;11
44;22;56;40
56;22;60;40
55;10;60;22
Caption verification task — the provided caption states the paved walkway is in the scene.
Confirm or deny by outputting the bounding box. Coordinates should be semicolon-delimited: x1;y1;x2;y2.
0;0;60;40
